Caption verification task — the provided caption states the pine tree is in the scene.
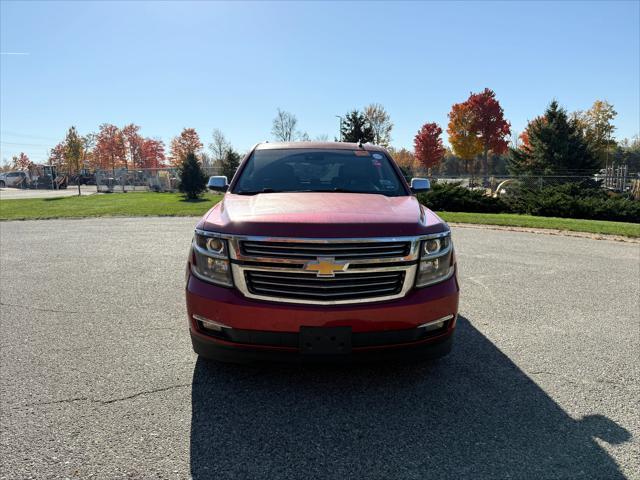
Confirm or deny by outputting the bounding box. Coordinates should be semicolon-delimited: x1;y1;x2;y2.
178;152;207;200
340;110;374;143
220;148;241;182
509;101;599;177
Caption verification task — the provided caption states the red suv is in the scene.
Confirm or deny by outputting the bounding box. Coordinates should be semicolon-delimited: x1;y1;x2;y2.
186;142;459;362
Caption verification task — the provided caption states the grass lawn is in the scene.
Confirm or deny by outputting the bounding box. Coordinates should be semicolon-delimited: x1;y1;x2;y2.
440;211;640;238
1;192;638;238
0;192;223;220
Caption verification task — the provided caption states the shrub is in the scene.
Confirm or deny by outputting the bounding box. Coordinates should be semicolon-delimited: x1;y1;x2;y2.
417;180;640;223
417;182;507;214
503;181;640;223
178;152;207;200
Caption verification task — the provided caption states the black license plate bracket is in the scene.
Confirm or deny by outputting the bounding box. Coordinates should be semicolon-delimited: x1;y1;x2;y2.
299;326;352;355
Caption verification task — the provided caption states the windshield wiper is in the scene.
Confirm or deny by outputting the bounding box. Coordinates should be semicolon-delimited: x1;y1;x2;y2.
234;188;281;195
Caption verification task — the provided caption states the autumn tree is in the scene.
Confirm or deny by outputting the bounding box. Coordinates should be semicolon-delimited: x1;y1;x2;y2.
209;129;230;164
95;124;126;172
447;102;482;176
387;147;418;178
82;133;97;169
169;128;203;166
140;138;166;168
220;148;241;182
12;152;32;171
340;110;374;144
414;122;446;172
48;142;66;168
467;88;511;182
272;109;298;142
363;103;393;146
178;152;207;200
122;124;144;169
574;100;617;166
64;126;84;195
509;100;599;176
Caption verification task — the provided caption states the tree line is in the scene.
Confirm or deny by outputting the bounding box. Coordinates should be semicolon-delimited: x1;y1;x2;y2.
6;92;638;185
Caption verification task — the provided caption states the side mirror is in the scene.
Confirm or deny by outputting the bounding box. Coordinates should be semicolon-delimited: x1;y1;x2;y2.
207;176;229;192
410;177;430;193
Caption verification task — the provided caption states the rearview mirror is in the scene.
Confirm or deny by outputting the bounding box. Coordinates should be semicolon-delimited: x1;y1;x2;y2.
410;178;430;193
208;176;228;192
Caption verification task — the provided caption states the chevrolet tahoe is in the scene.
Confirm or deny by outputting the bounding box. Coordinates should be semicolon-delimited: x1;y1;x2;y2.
186;142;459;362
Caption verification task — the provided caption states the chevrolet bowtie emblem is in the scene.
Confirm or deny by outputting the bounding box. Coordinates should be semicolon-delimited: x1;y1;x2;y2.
304;257;349;277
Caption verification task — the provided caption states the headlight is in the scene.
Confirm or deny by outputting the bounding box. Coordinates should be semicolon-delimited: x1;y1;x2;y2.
190;232;233;287
415;232;454;288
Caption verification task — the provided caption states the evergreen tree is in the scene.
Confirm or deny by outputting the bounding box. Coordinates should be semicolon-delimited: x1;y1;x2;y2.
509;101;599;177
178;152;207;200
221;148;241;182
340;110;374;143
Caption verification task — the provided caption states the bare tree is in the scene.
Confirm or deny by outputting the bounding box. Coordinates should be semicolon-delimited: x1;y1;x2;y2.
271;109;298;142
200;152;213;169
209;129;230;164
314;133;329;142
364;103;393;146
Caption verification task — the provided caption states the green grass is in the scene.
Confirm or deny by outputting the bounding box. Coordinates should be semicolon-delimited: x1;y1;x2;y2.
439;212;640;238
1;192;638;237
0;192;223;220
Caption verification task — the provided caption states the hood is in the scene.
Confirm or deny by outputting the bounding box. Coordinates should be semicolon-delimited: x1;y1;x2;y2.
199;192;447;238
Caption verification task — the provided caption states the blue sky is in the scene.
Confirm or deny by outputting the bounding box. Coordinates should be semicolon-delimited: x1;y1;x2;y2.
1;0;638;163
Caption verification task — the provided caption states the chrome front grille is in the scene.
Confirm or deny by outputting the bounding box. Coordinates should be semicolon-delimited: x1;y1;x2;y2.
216;234;433;305
245;270;406;302
239;240;411;260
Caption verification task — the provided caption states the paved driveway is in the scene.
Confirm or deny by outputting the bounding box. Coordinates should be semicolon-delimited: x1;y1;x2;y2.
0;218;638;479
0;185;97;200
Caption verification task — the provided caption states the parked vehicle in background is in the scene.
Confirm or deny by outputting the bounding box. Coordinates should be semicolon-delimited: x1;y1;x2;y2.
0;171;29;188
27;164;67;190
70;168;96;186
186;142;459;363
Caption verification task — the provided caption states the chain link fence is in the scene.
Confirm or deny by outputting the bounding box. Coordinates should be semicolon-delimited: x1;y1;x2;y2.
80;166;640;199
429;171;639;196
94;167;224;193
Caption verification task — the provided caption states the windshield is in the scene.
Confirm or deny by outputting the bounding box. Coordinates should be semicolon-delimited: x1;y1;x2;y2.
233;148;407;196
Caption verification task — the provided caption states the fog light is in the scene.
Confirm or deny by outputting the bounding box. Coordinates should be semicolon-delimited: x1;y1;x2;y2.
419;314;454;331
193;314;230;332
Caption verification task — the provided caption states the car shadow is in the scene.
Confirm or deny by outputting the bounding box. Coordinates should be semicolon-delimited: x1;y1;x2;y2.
190;316;630;479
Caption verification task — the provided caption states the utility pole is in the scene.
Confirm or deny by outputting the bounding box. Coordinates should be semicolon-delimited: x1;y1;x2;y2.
335;115;343;142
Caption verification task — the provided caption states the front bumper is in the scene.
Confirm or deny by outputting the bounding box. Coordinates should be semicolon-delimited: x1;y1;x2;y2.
186;272;459;362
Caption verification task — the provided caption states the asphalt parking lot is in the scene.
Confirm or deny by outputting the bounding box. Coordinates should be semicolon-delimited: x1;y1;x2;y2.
0;186;97;200
0;218;638;479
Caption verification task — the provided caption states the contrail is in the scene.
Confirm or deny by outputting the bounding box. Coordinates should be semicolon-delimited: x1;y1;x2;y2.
0;52;30;56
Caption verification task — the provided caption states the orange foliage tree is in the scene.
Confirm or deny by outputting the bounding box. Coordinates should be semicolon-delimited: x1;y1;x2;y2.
122;124;144;169
48;143;66;168
387;147;418;176
414;122;445;172
140;138;166;168
95;124;126;171
169;128;203;166
467;88;511;180
447;102;482;175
